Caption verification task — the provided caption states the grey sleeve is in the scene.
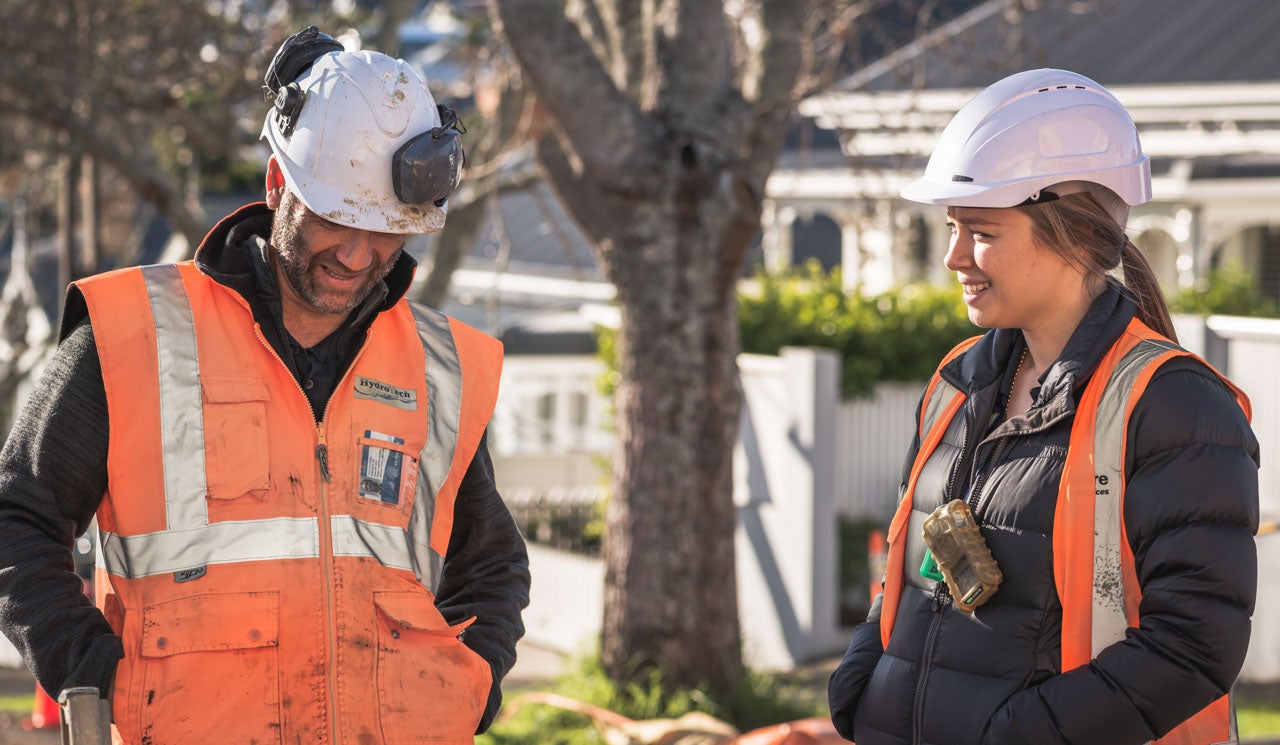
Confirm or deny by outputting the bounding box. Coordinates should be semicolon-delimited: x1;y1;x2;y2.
0;319;122;698
434;433;531;734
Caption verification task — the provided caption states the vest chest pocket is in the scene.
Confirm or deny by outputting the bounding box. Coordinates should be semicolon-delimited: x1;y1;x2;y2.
201;376;271;501
136;591;281;745
373;592;491;743
356;431;419;517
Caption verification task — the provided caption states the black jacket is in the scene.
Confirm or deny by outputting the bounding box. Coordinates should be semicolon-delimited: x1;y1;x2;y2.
0;203;530;732
829;286;1259;745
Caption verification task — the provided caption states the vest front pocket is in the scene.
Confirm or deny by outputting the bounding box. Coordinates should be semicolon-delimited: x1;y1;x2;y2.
373;592;491;743
137;591;281;745
201;375;271;501
355;431;419;518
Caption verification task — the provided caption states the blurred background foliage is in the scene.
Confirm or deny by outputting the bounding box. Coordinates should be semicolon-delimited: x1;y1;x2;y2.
739;262;977;398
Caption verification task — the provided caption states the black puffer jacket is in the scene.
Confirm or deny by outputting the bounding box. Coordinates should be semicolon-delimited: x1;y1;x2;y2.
829;286;1259;745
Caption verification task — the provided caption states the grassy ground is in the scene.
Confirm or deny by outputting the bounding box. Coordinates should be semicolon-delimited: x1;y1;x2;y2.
0;692;32;712
1239;684;1280;740
4;676;1275;741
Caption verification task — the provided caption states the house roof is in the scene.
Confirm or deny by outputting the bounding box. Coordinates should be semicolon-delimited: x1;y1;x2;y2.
835;0;1280;93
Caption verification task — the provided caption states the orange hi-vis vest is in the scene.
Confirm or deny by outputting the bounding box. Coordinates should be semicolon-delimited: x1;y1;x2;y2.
75;262;503;745
879;318;1251;745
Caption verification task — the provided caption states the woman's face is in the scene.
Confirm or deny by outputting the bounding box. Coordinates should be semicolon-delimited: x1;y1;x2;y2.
944;206;1092;333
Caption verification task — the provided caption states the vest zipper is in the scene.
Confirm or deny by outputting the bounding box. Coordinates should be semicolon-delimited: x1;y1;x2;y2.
912;583;950;745
967;437;1009;515
314;426;341;744
251;325;339;740
316;441;332;482
314;338;371;745
943;407;972;502
253;322;376;744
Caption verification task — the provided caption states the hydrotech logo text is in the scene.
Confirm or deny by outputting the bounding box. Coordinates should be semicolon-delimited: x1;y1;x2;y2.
354;376;418;410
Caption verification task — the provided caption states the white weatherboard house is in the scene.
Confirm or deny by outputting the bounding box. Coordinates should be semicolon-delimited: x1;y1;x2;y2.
766;0;1280;304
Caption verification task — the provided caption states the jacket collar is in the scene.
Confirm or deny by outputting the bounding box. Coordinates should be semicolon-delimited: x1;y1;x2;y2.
939;284;1139;430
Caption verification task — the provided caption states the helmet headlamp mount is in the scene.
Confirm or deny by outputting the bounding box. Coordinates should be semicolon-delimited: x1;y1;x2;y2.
271;82;307;138
263;26;344;140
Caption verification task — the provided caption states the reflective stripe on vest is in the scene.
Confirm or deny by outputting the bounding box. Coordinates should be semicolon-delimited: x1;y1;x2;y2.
880;335;978;648
98;264;467;593
880;320;1250;745
405;303;462;591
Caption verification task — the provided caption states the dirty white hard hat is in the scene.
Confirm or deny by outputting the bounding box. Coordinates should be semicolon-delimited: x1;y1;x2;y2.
900;69;1151;211
261;49;449;234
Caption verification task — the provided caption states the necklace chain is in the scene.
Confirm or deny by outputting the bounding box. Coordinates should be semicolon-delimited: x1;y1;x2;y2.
1007;347;1028;417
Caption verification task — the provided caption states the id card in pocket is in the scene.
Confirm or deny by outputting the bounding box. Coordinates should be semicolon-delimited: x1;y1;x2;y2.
360;430;409;505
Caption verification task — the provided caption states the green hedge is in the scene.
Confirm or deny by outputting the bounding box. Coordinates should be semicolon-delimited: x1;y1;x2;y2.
596;263;978;400
739;263;979;398
601;260;1279;401
1167;261;1280;318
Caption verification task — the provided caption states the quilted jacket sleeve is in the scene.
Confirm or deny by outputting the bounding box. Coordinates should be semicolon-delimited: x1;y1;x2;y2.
985;359;1260;745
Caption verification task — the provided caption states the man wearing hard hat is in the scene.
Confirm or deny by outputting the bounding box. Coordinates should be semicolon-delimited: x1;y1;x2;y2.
0;27;530;744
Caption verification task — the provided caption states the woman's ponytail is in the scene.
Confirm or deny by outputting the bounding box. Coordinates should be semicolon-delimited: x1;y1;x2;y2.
1120;238;1177;342
1025;191;1178;343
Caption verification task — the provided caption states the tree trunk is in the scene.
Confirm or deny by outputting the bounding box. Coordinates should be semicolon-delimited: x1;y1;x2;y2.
57;152;79;293
493;0;809;693
602;247;746;690
79;155;99;280
417;191;490;309
586;144;756;691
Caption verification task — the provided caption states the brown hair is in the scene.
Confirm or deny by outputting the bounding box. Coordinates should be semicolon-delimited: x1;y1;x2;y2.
1021;191;1177;341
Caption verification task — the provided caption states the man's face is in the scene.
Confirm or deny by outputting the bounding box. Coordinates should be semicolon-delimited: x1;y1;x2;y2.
270;189;406;317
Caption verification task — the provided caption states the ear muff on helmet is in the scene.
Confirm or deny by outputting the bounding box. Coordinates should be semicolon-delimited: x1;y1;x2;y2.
391;104;467;207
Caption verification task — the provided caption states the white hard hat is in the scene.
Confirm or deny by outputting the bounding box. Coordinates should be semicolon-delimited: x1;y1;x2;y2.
900;69;1151;209
261;49;450;234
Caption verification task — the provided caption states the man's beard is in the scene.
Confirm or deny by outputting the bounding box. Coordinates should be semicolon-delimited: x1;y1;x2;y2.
271;205;401;316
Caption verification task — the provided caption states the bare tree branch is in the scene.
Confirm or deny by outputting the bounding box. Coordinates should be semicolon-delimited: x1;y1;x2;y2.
569;0;617;79
657;0;733;130
490;0;660;190
615;0;658;105
417;192;491;309
742;0;807;190
3;70;206;250
370;0;418;57
533;130;632;257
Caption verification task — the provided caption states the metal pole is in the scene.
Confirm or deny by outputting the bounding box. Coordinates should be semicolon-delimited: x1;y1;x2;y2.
57;687;110;745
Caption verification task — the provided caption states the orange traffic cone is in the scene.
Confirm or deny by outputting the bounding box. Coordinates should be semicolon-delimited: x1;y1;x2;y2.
22;683;61;730
868;529;888;604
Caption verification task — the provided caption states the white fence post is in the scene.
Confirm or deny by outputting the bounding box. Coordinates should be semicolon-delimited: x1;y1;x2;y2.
733;347;844;669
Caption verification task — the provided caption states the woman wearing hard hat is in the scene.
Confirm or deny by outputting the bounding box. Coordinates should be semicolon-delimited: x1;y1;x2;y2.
828;69;1260;745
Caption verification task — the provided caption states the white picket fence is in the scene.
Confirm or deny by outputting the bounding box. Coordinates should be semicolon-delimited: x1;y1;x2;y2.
833;382;921;519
